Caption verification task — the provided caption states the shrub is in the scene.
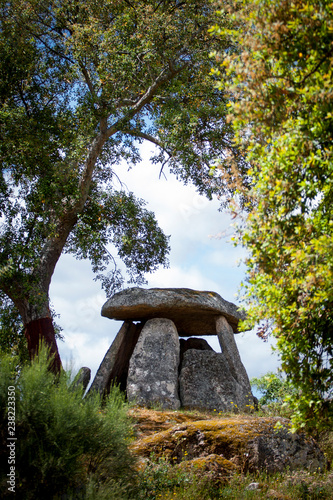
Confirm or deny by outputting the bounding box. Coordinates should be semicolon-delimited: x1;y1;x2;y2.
0;348;136;499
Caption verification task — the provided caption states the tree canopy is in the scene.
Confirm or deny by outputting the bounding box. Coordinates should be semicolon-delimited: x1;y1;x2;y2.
211;0;333;430
0;0;243;369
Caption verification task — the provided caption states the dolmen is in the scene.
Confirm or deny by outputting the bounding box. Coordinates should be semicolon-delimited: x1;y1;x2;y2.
89;287;255;411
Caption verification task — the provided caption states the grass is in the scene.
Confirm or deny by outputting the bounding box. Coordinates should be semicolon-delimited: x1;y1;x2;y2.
133;456;333;500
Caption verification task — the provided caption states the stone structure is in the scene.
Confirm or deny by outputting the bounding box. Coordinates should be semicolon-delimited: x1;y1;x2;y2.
72;366;91;393
127;318;181;409
90;287;254;410
179;350;252;411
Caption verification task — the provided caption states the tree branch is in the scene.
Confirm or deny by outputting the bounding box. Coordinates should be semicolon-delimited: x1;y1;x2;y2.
122;129;165;150
36;116;109;290
33;58;186;292
297;50;333;86
79;62;97;100
106;62;187;139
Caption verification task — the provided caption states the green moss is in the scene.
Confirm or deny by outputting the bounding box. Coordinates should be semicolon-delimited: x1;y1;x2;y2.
178;454;238;474
131;416;291;467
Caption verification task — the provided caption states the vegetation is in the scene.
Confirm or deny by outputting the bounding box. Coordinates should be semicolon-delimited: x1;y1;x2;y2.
0;0;244;369
135;463;333;499
251;370;297;405
211;0;333;432
1;352;332;498
0;347;136;499
1;1;332;497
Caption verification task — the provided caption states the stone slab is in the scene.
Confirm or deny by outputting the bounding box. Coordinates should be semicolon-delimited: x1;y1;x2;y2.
102;287;245;335
216;315;253;401
127;318;181;409
179;350;254;411
88;321;142;397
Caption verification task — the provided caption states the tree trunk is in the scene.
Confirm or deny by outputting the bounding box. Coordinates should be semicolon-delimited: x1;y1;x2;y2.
13;294;63;374
24;317;62;373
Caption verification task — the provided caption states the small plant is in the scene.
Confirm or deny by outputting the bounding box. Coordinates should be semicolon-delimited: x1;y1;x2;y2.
134;453;222;500
0;347;137;499
250;370;298;419
136;455;188;499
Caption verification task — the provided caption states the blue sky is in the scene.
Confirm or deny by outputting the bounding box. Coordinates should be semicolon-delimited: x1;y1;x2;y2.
50;143;280;385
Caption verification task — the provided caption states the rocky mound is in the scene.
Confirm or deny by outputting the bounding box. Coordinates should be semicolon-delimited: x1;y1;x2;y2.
131;411;325;475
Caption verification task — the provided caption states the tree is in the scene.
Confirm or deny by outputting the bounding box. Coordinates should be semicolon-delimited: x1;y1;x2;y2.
211;0;333;430
0;0;243;371
251;371;296;406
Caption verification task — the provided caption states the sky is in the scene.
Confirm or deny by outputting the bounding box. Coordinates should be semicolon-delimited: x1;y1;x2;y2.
50;143;280;386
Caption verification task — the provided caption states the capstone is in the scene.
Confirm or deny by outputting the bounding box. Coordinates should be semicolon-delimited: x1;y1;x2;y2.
102;287;245;335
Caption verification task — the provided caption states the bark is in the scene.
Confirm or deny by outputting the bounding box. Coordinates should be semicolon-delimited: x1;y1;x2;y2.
24;317;62;374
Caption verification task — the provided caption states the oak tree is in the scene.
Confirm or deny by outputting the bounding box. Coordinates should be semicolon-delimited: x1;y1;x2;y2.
0;0;242;370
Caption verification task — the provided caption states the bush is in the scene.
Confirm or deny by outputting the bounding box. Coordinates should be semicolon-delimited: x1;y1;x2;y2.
0;348;136;499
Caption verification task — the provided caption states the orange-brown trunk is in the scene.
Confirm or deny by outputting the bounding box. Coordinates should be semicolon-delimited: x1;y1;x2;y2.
24;317;62;373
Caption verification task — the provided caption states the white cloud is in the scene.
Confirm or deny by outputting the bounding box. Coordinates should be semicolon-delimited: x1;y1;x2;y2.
146;264;221;291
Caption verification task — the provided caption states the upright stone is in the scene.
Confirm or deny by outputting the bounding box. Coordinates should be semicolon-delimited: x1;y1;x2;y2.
88;321;142;397
71;367;91;393
127;318;181;409
216;316;253;404
179;337;214;371
179;350;252;411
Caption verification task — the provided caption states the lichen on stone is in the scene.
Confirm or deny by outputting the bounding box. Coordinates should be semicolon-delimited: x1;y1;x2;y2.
131;413;325;474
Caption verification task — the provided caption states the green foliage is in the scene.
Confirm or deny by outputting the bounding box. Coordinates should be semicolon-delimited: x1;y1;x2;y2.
0;0;246;358
250;371;298;419
216;470;333;499
0;347;136;499
0;293;29;363
251;371;295;405
137;456;191;499
133;455;333;500
212;0;333;432
135;455;218;500
66;190;171;295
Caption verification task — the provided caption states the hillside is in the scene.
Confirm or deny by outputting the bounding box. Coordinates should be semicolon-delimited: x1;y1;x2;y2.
128;407;333;500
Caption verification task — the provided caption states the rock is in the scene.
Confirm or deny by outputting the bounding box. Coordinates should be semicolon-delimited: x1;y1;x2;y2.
127;318;181;410
178;454;238;482
179;350;253;411
107;322;143;393
179;337;214;370
180;337;214;353
88;321;142;396
216;316;254;404
71;367;91;393
246;482;261;491
132;416;325;473
101;287;245;335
